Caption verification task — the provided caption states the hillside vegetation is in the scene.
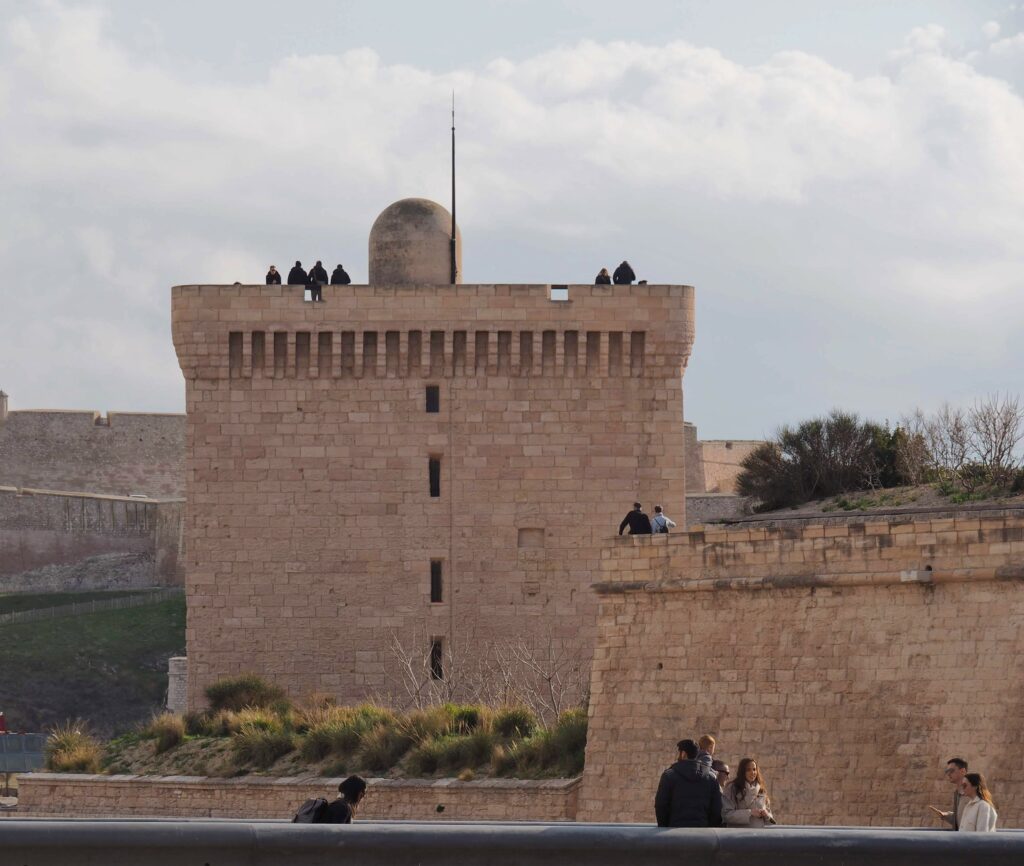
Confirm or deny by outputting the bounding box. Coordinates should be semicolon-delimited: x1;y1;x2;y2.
0;595;185;736
47;675;587;780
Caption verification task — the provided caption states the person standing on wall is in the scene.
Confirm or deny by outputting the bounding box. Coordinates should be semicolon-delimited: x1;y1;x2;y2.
929;757;968;829
957;773;998;832
618;502;652;536
308;260;329;302
655;738;723;828
651;505;677;534
723;758;776;827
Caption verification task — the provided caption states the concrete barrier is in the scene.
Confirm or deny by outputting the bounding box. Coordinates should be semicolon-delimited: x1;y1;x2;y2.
1;820;1023;866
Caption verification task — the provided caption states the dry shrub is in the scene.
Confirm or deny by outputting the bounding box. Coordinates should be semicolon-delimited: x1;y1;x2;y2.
144;712;186;755
45;720;101;773
204;674;289;713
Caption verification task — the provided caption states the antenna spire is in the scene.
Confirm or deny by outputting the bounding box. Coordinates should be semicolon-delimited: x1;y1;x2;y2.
450;91;457;284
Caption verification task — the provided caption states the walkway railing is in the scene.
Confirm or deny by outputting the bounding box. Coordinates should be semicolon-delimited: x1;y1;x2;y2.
0;820;1022;864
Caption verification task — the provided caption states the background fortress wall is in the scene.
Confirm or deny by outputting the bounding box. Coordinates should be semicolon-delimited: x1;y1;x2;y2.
0;408;184;498
579;514;1024;826
172;282;694;708
0;487;184;591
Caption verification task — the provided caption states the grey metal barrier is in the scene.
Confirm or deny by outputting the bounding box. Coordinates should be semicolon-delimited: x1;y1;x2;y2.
2;820;1023;866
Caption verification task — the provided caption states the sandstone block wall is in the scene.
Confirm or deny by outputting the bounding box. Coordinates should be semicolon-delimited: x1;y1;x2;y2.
0;487;185;590
579;513;1024;827
14;773;579;821
172;283;694;708
0;409;184;498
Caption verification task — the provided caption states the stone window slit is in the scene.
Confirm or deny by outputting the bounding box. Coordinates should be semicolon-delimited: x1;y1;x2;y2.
228;332;243;378
430;331;445;376
430;638;444;680
608;331;623;376
429;456;441;498
430;560;444;603
519;331;533;376
452;331;467;375
273;332;287;378
251;331;266;376
541;330;556;375
474;331;490;374
497;331;512;375
586;331;601;374
318;332;333;377
630;331;646;376
362;331;378;377
340;331;355;377
295;331;311;377
564;331;578;374
408;330;422;375
385;331;400;376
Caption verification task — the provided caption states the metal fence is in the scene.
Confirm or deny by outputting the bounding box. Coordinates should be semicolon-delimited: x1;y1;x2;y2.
0;734;45;773
0;588;183;626
0;821;1022;865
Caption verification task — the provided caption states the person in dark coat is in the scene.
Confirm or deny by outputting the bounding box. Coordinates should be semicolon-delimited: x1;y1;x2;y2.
287;261;308;286
613;260;636;285
655;739;723;828
308;260;329;302
595;268;611;285
618;502;652;536
322;775;367;824
331;264;352;286
265;265;282;285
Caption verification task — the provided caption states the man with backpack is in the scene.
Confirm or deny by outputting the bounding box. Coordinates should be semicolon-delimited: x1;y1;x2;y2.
293;775;367;824
651;505;676;534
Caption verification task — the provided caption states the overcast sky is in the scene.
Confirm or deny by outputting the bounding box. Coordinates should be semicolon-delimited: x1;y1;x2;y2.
2;1;1022;438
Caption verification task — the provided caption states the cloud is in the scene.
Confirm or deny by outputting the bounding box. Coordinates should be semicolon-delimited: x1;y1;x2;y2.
982;20;1001;40
1;3;1023;437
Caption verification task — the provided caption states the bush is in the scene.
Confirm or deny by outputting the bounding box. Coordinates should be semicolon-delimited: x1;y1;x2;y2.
444;703;487;734
550;709;587;775
234;707;283;733
183;710;212;737
144;712;185;755
406;738;445;775
492;706;537;740
231;727;295;768
490;710;587;777
205;674;289;713
299;704;393;762
400;706;451;743
45;720;102;773
435;730;496;772
737;411;911;511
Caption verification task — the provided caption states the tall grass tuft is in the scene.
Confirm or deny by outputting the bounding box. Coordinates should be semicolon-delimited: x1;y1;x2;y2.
144;712;186;755
204;673;289;713
45;720;102;773
492;706;537;739
231;724;295;768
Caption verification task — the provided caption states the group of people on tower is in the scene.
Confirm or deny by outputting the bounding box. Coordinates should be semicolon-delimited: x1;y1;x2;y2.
265;261;351;301
595;260;638;285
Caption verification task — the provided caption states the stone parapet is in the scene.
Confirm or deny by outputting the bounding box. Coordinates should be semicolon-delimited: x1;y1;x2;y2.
14;773;580;821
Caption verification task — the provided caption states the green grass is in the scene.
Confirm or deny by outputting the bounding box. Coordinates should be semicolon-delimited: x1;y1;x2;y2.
0;589;154;616
0;597;186;736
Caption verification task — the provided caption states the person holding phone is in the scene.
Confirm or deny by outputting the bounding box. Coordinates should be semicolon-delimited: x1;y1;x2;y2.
723;757;775;827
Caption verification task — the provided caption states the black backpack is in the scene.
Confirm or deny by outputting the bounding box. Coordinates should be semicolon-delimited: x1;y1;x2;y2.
292;797;329;823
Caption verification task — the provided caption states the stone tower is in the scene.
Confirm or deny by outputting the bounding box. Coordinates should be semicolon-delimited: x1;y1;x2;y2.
172;199;695;708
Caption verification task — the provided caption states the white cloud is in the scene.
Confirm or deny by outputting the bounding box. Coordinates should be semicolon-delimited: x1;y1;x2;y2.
982;20;1001;40
1;3;1023;436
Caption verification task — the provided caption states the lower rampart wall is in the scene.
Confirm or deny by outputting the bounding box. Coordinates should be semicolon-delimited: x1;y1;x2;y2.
0;488;184;590
13;774;579;822
579;513;1024;827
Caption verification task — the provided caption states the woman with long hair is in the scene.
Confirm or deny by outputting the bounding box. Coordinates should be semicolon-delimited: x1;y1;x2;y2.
723;757;775;827
958;773;998;832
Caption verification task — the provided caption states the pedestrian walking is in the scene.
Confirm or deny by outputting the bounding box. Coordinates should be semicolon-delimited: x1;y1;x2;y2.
618;502;653;536
958;773;998;832
929;757;968;829
651;505;676;534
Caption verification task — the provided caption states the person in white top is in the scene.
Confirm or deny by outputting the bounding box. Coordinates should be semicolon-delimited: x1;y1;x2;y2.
651;505;676;534
722;757;776;827
958;773;998;832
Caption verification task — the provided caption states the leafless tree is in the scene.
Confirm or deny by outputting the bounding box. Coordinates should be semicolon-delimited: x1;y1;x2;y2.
895;409;932;486
968;392;1024;486
925;403;971;483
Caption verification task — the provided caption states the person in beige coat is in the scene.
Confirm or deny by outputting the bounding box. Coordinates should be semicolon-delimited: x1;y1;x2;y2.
723;757;776;827
958;773;998;832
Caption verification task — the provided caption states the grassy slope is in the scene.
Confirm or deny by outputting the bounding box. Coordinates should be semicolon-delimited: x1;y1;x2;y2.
0;597;185;737
0;589;153;616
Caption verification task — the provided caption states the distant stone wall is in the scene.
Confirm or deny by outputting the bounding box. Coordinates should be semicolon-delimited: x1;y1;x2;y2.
579;513;1024;827
0;487;184;590
682;424;762;496
0;410;184;498
684;493;748;528
15;774;580;821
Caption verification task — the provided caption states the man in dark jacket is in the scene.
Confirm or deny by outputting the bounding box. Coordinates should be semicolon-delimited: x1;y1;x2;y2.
287;261;308;286
618;502;653;536
322;775;367;824
331;264;352;285
265;265;281;284
655;739;723;828
613;260;636;285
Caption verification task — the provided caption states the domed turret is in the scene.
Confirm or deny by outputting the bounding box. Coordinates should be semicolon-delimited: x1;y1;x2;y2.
368;198;462;285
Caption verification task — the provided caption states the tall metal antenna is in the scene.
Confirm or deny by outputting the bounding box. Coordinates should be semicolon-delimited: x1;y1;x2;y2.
450;91;458;284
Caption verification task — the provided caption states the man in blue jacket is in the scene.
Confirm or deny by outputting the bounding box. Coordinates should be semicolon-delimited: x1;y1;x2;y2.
655;739;723;827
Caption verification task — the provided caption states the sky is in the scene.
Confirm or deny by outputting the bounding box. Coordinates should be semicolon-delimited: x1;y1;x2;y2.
1;0;1022;439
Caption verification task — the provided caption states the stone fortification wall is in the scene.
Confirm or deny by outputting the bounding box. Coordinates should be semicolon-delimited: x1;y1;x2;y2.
579;513;1024;827
0;487;184;590
14;774;579;821
172;283;693;708
0;409;184;498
